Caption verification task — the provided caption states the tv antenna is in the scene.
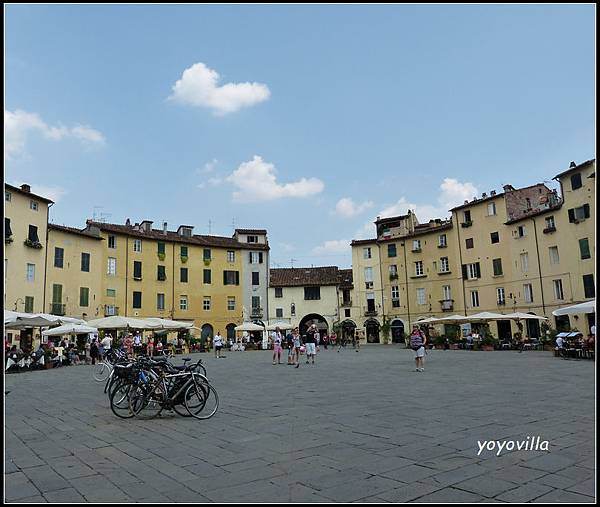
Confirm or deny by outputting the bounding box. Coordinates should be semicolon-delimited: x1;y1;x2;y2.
208;219;212;235
290;258;298;268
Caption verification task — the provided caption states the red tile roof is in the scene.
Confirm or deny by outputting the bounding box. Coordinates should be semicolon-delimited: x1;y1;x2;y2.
270;266;341;287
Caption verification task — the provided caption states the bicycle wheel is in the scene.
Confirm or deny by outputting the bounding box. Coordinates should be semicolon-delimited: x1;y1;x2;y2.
110;382;136;419
184;381;218;420
129;382;165;419
104;370;116;394
93;362;111;382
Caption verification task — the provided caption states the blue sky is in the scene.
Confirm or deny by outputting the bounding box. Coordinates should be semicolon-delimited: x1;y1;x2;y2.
5;4;595;268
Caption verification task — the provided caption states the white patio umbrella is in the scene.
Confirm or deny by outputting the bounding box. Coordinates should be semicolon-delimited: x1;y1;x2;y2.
42;324;98;337
552;301;596;316
144;318;193;329
234;322;265;331
467;311;510;321
266;321;293;331
411;317;439;325
4;312;86;329
86;316;160;329
434;314;470;324
502;312;548;321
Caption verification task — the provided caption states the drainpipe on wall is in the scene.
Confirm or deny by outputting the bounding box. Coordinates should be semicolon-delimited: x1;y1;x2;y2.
454;212;467;315
403;238;411;331
531;217;546;315
125;236;129;316
43;203;54;313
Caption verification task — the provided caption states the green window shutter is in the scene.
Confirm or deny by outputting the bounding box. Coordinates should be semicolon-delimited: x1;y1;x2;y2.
235;271;240;285
80;287;89;307
25;296;34;313
579;238;590;260
52;284;62;303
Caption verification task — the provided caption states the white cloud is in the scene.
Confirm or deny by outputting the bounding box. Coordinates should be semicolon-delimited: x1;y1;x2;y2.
356;178;479;238
197;158;218;174
226;155;324;202
4;109;105;159
312;239;350;255
334;197;374;218
169;62;271;115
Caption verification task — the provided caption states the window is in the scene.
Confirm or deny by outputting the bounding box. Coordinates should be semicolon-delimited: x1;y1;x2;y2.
180;246;188;257
180;267;188;283
388;243;397;257
442;285;451;301
524;284;533;303
389;264;398;277
227;297;236;311
412;239;421;251
465;238;474;249
525;198;532;210
223;270;240;285
579;238;591;260
497;287;505;305
344;309;351;318
363;247;372;259
583;274;595;298
5;218;12;239
250;251;264;264
553;280;564;300
252;296;261;309
180;296;188;311
247;235;258;243
24;296;34;313
465;262;481;280
81;252;90;272
157;242;165;255
571;173;582;190
520;252;529;273
133;261;142;279
157;265;166;281
5;191;11;201
132;291;142;309
227;250;235;263
80;287;89;307
26;263;35;282
108;235;116;249
391;286;400;308
30;200;38;211
471;290;480;307
416;288;426;305
252;272;260;286
52;284;62;304
107;257;116;276
569;204;590;222
490;232;499;244
492;258;503;276
275;287;283;298
276;308;284;318
133;239;142;252
291;303;296;316
487;202;497;216
440;257;449;273
366;292;376;312
415;261;424;276
304;287;321;300
157;293;165;311
54;247;64;268
463;210;471;223
364;267;373;283
106;288;116;297
545;216;555;229
28;225;39;243
203;297;211;311
203;248;211;260
439;234;447;247
517;225;526;237
203;269;211;284
548;246;560;265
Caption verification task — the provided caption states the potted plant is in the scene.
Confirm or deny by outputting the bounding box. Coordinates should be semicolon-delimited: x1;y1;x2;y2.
481;335;497;351
181;255;188;264
158;252;166;261
380;317;391;345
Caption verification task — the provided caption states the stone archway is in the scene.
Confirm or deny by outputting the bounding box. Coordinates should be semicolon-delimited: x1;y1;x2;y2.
365;319;380;343
299;314;328;337
391;319;405;343
201;324;214;343
340;319;357;342
226;323;236;342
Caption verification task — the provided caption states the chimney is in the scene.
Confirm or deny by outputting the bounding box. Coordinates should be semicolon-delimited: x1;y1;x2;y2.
482;192;487;198
503;184;515;192
20;184;31;193
569;161;577;168
490;190;496;196
125;218;131;227
464;200;469;204
163;222;168;234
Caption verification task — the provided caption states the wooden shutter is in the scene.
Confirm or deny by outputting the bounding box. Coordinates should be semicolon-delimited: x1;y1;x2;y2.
259;252;263;264
235;271;240;285
475;262;481;278
462;264;468;280
568;208;575;222
583;204;590;218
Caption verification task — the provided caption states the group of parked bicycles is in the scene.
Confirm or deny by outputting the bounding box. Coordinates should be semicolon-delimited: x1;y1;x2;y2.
93;349;219;420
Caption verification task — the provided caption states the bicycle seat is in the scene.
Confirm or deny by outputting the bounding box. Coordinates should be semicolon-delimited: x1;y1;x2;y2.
182;357;191;362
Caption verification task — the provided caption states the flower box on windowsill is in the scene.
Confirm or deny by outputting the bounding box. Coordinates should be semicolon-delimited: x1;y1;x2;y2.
437;244;447;248
389;274;399;281
411;248;422;253
203;259;211;266
133;276;142;281
542;227;556;234
410;274;427;279
24;239;43;249
181;256;188;264
461;221;473;228
157;253;166;261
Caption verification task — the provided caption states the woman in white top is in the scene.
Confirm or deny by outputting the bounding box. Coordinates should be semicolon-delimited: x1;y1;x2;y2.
213;332;224;358
272;327;284;365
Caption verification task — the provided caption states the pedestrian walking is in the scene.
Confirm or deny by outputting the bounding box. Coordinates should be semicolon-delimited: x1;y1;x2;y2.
305;324;318;364
323;333;329;350
292;327;302;368
124;333;133;357
100;333;112;359
214;331;224;358
410;326;427;371
353;331;360;352
147;336;155;357
286;330;295;365
133;332;142;356
272;327;284;364
90;340;99;365
84;340;91;364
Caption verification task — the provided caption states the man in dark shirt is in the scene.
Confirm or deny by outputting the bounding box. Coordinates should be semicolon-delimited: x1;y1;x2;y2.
304;324;317;364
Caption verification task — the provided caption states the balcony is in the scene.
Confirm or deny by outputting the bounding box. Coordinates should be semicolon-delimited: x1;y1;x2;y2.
411;247;422;253
461;221;473;228
440;300;454;311
497;300;506;306
364;309;378;317
251;307;263;319
437;243;447;248
542;226;556;234
24;238;43;249
5;234;13;244
50;303;66;316
340;299;352;307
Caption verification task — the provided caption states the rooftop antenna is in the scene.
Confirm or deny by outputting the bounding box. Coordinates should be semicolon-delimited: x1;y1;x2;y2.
208;219;212;235
99;212;112;224
92;206;102;221
290;258;298;268
231;217;236;232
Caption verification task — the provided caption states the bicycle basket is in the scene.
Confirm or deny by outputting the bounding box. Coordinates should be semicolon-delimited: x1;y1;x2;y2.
113;363;135;379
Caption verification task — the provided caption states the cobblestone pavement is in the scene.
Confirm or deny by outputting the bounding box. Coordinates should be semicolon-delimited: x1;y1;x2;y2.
4;345;596;503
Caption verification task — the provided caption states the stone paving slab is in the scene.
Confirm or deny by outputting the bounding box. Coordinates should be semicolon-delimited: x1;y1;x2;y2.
4;346;596;503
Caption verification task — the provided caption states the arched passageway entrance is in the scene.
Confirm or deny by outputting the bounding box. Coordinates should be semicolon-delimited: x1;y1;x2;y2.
365;319;380;343
299;314;328;337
